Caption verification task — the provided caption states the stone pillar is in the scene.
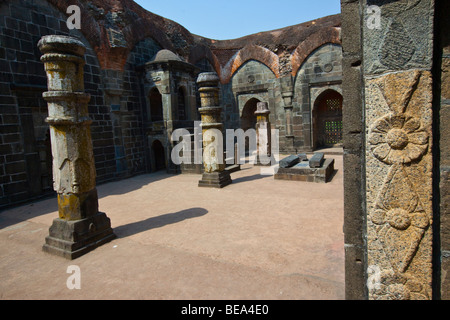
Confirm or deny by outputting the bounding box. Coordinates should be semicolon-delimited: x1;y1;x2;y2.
197;72;232;188
341;0;366;300
255;102;271;166
38;35;115;259
342;0;437;300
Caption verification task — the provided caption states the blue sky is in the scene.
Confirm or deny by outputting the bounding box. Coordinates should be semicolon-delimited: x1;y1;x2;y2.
133;0;341;40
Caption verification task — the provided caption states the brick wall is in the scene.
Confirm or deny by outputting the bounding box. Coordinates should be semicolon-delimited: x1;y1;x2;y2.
0;0;114;207
122;37;162;174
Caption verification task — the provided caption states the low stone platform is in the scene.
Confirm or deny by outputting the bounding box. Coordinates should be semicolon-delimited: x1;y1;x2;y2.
274;157;335;183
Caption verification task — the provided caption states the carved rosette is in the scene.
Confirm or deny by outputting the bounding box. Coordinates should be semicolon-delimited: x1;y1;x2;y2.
369;114;429;164
366;70;433;299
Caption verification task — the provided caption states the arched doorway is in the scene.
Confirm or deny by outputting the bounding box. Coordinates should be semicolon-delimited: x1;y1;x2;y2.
241;98;259;131
149;87;163;121
152;140;166;171
313;89;343;149
241;98;260;150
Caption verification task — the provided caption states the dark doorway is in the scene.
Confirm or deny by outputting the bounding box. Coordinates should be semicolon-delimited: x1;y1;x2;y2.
240;98;260;150
241;98;259;131
313;90;343;148
152;140;166;171
149;87;163;121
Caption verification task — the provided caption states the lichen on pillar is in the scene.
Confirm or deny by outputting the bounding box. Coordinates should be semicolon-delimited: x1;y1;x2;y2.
39;35;115;259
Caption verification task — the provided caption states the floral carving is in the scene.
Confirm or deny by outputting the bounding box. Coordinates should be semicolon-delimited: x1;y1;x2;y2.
369;113;429;164
370;164;429;274
370;269;429;300
367;69;433;300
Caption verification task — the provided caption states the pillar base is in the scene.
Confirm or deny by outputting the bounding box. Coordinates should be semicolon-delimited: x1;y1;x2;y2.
198;171;232;188
42;211;115;260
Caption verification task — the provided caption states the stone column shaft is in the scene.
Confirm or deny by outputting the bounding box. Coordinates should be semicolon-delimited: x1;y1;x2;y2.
39;35;115;259
197;72;232;188
255;102;272;165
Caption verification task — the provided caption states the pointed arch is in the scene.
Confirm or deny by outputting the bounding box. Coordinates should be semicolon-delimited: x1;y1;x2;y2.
221;45;280;83
291;27;341;77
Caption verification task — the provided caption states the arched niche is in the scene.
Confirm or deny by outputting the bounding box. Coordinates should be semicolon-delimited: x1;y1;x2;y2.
312;89;343;149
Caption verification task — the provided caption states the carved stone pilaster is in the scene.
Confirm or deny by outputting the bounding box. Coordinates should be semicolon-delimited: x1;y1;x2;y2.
366;70;433;300
280;76;294;138
38;35;115;259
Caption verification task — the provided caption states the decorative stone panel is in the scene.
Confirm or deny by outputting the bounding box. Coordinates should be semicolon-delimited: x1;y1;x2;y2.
365;70;433;299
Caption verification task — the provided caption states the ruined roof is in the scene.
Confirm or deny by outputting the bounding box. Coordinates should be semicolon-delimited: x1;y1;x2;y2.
51;0;341;75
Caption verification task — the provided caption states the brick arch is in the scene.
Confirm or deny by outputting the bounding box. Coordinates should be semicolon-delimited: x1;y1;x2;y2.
46;0;175;71
103;18;175;71
291;27;341;77
188;45;222;78
221;45;280;83
47;0;102;49
123;19;174;55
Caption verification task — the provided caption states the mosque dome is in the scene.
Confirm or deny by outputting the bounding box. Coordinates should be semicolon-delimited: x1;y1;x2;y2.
152;49;182;62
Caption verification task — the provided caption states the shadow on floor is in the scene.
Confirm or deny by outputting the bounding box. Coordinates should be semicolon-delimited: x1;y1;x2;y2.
231;173;271;184
113;207;208;238
97;170;175;197
0;171;177;228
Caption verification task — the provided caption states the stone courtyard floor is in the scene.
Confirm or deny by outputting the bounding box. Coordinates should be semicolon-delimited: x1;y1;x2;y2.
0;154;344;300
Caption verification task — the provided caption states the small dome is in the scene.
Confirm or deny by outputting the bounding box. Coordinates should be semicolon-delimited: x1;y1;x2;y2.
152;49;182;62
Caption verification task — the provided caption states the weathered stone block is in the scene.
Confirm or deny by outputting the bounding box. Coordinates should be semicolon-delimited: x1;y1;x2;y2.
309;152;324;168
279;155;300;168
43;211;115;260
198;171;232;188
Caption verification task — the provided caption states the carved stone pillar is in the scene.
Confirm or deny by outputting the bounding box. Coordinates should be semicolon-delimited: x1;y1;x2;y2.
39;35;115;259
363;3;435;297
197;72;232;188
255;102;271;165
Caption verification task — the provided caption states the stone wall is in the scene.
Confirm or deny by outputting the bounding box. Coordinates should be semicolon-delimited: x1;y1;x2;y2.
293;43;343;151
226;59;279;137
121;37;162;175
0;0;115;207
